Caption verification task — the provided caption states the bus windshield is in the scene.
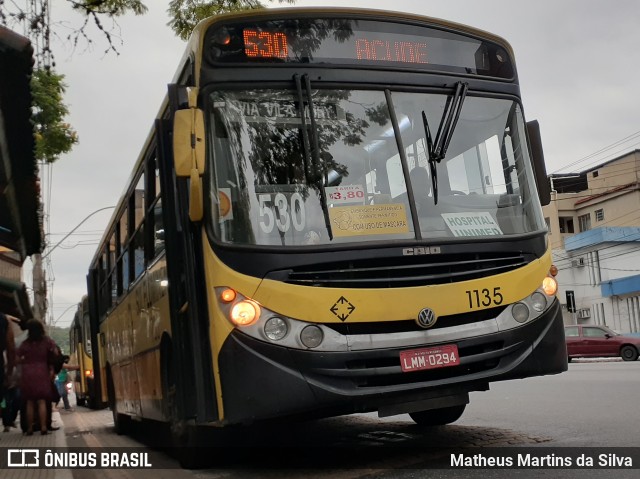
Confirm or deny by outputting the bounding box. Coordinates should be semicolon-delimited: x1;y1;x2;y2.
207;88;545;247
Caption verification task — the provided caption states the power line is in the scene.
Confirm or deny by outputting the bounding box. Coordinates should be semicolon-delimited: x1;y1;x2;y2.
551;130;640;174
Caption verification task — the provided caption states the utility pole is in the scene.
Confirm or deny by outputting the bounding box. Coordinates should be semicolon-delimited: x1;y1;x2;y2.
32;252;47;322
32;191;47;323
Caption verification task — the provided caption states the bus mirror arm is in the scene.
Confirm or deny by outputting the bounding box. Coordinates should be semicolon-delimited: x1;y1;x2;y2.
189;168;204;222
526;120;551;206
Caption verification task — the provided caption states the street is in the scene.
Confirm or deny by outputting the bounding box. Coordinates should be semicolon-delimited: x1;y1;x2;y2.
46;360;639;478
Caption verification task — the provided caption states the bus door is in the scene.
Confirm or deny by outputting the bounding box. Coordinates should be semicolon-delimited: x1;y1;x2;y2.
157;112;218;425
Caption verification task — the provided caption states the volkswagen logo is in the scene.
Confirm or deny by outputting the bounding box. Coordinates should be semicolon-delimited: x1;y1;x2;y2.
416;308;437;329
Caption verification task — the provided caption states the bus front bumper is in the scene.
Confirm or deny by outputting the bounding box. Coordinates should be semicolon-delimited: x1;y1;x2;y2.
217;299;567;424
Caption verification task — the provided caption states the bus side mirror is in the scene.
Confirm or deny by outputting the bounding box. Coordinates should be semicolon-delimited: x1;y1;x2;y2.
173;87;205;221
173;108;205;177
526;120;551;206
173;87;205;177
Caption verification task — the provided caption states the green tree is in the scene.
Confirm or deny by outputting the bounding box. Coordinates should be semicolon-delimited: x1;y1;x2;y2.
31;69;79;163
47;325;71;354
1;1;296;163
168;0;295;41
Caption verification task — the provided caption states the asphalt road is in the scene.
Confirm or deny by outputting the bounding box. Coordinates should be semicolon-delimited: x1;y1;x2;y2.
459;360;639;446
61;360;640;478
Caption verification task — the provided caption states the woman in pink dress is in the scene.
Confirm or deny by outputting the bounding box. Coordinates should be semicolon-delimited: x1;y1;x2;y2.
16;319;58;435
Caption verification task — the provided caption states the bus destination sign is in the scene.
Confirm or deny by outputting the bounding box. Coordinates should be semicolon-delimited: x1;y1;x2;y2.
207;18;514;78
243;28;429;65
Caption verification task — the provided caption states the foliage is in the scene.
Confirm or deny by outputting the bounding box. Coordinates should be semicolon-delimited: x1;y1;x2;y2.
31;69;79;164
168;0;296;41
70;0;148;16
0;0;298;163
47;325;71;354
68;0;148;54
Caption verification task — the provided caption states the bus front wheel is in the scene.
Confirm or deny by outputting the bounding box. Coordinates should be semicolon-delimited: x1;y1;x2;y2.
409;405;467;426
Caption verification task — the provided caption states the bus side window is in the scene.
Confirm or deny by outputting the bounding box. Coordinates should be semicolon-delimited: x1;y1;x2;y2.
149;154;165;258
153;200;165;257
132;172;145;279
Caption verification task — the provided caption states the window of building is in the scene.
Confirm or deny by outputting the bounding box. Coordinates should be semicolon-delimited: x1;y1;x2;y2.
592;170;599;178
578;213;591;232
595;208;604;222
559;216;574;233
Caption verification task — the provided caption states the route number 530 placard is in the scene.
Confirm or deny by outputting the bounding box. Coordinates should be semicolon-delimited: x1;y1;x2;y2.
259;192;306;234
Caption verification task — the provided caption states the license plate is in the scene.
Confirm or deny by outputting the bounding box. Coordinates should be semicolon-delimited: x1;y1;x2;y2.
400;344;460;372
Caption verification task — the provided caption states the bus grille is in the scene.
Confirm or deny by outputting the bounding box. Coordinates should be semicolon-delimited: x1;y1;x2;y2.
280;252;528;288
306;340;507;389
324;306;507;335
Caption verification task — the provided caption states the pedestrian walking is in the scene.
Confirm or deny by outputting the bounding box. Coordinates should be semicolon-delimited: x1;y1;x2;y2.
54;355;78;412
16;319;58;435
2;366;20;432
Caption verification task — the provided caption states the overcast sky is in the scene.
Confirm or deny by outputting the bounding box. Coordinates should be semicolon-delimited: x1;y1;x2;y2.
37;0;640;327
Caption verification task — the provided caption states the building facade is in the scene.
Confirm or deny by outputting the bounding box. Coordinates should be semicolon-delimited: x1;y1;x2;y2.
543;150;640;333
1;27;41;321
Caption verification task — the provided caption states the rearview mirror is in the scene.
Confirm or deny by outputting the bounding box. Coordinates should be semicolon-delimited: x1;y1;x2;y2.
526;120;551;206
173;87;205;177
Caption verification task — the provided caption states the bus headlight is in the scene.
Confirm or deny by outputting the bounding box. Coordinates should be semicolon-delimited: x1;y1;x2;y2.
230;300;260;326
216;288;346;351
264;317;288;341
512;303;530;323
300;325;323;348
530;292;547;312
542;276;558;296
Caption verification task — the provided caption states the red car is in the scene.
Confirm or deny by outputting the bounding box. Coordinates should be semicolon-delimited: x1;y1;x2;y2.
565;325;640;361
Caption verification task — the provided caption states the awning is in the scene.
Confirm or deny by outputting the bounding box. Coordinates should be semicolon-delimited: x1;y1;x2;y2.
0;26;42;260
0;275;33;321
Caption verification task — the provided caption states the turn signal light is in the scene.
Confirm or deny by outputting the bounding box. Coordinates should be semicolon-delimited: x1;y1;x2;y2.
220;288;236;303
549;265;558;277
84;369;92;377
542;276;558;296
230;300;260;326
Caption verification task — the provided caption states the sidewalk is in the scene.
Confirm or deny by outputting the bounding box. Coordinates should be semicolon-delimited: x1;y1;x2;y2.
1;407;73;479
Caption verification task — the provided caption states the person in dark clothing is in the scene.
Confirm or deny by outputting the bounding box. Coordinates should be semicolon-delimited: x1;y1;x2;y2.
0;312;16;428
2;367;19;432
16;319;58;435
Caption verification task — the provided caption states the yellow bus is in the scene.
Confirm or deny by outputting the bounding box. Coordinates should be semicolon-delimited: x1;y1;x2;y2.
85;6;566;453
68;296;100;408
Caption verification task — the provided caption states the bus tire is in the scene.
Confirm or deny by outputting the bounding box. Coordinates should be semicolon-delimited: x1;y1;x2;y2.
175;424;207;469
107;366;131;435
409;404;466;426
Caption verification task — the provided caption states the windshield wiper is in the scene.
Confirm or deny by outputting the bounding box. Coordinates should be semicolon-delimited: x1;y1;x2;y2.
293;73;333;240
422;81;468;204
